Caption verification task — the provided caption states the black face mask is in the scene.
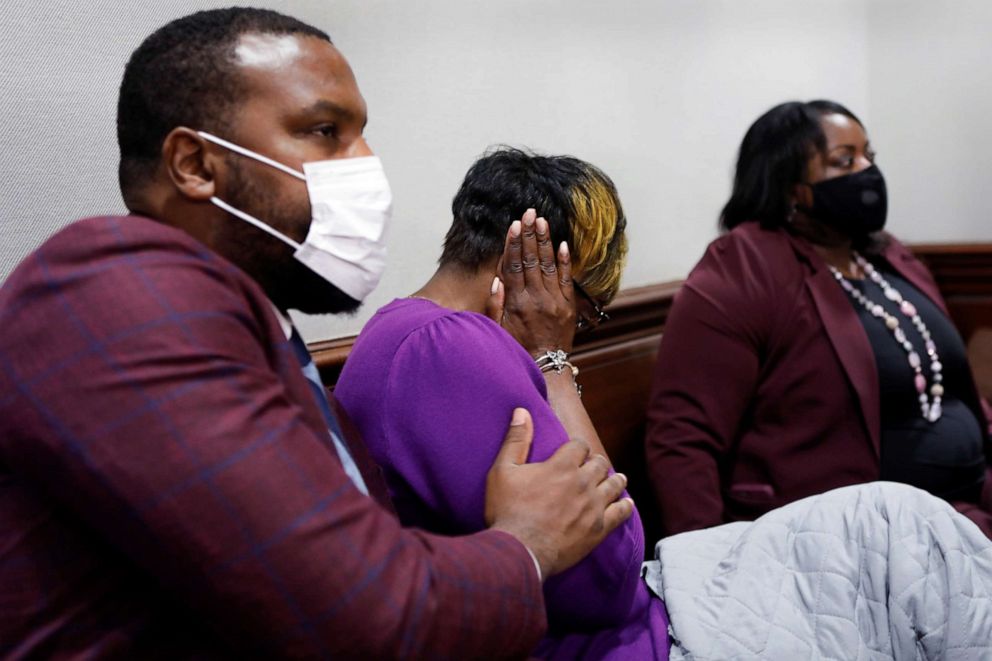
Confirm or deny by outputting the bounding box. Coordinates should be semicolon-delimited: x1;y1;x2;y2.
800;164;888;236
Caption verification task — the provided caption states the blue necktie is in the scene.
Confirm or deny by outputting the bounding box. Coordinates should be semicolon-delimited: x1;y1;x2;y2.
288;328;369;496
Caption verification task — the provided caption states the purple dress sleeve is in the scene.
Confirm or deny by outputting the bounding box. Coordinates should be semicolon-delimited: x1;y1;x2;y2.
379;309;644;628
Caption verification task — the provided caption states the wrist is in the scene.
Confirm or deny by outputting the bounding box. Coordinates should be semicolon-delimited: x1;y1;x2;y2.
534;349;578;377
492;523;556;580
543;369;582;398
523;545;545;583
534;350;581;397
529;342;572;357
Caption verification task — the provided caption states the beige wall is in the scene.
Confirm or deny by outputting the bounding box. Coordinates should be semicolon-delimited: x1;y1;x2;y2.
1;1;983;342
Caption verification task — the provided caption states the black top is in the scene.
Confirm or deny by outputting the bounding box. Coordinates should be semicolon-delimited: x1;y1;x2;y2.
843;263;985;503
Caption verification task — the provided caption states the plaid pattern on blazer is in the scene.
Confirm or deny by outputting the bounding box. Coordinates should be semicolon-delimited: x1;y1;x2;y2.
0;215;545;659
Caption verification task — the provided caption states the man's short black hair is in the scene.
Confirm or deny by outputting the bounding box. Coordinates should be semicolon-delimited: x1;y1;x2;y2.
116;7;330;201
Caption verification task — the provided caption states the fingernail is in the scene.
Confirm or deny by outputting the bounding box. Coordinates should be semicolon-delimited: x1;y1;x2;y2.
623;497;635;508
509;220;521;237
523;213;535;227
559;241;569;257
491;276;500;295
510;408;527;426
536;217;547;234
616;472;628;488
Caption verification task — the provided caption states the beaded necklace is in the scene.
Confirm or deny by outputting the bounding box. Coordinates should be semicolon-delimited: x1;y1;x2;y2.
828;252;943;422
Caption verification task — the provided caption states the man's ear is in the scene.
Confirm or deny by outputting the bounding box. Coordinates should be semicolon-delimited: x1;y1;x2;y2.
162;127;217;201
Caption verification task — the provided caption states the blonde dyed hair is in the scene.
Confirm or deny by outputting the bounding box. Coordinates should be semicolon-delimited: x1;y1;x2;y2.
568;166;628;303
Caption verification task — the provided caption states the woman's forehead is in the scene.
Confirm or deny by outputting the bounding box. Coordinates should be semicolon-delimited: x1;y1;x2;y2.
819;113;868;149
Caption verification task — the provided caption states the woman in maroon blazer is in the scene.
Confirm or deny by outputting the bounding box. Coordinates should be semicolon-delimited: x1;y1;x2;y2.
646;100;992;538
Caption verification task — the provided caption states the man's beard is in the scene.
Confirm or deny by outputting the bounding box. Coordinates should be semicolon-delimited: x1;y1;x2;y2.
220;159;363;316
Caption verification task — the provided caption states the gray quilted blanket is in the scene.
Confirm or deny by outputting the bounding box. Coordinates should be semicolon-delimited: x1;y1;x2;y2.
642;483;992;660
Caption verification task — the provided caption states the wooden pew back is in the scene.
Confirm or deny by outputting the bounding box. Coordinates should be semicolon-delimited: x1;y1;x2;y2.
313;244;992;554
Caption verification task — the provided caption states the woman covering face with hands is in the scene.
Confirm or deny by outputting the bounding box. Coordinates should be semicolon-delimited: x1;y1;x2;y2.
335;148;675;659
336;144;992;660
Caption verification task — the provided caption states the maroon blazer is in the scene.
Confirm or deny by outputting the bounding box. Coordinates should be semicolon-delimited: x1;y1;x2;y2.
0;216;546;659
646;222;992;537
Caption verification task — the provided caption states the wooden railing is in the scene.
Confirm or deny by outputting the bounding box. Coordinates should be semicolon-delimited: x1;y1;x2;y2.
312;280;682;469
913;244;992;399
312;243;992;549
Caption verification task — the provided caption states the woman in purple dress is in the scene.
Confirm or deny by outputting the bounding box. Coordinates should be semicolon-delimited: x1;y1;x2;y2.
336;148;671;659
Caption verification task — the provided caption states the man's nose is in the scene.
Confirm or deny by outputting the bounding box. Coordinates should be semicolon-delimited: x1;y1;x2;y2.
350;135;373;158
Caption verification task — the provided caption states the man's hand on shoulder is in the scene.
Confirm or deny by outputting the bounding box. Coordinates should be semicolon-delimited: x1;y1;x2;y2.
484;407;633;579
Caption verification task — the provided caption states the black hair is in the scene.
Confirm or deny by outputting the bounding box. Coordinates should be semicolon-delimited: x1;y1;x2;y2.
443;147;575;267
719;99;862;231
116;8;330;201
441;146;628;300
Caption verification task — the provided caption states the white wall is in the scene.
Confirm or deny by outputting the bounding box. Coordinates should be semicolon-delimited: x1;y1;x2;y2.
291;0;870;339
866;0;992;243
2;1;978;342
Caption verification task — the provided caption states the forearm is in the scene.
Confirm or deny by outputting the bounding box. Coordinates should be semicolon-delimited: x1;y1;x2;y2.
190;489;548;657
355;524;548;658
646;431;727;533
541;373;642;625
29;424;547;658
544;370;610;462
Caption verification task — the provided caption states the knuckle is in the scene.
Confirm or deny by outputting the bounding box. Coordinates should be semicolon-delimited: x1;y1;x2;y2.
522;256;539;270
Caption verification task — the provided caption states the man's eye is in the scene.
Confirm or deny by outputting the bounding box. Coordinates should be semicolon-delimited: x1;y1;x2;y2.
313;124;337;138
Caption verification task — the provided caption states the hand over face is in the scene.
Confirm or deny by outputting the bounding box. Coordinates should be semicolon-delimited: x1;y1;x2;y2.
484;408;633;579
486;208;577;356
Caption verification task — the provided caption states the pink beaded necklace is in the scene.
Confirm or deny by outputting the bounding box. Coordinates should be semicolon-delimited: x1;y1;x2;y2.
829;252;943;422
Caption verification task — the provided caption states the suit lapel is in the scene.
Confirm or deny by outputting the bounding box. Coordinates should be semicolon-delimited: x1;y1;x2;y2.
794;237;881;456
883;240;950;316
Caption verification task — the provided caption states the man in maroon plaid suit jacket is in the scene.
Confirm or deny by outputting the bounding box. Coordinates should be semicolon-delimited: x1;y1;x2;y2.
0;9;632;659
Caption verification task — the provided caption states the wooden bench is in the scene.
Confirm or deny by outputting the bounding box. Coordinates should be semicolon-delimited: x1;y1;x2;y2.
313;243;992;554
913;244;992;399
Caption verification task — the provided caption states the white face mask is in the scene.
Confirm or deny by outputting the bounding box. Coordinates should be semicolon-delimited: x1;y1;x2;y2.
198;131;392;302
